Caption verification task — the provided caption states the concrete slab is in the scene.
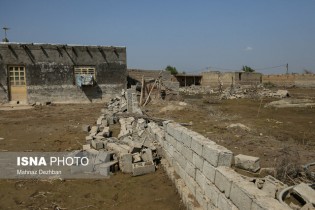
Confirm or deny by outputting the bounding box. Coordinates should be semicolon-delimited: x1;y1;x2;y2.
119;153;133;173
132;162;155;176
234;154;260;172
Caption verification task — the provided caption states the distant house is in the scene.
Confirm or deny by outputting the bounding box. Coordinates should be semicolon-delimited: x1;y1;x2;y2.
201;71;262;88
0;43;127;104
173;74;202;87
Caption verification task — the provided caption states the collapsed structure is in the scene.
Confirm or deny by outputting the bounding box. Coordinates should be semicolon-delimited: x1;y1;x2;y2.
73;87;314;210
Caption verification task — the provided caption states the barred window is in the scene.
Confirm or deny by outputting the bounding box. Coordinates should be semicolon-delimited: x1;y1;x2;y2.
74;67;96;86
74;67;96;78
9;66;26;86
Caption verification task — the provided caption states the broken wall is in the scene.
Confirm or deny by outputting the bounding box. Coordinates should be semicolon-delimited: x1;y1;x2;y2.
0;43;127;103
147;121;290;210
127;69;179;91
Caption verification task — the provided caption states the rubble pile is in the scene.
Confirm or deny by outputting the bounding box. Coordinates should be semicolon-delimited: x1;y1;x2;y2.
179;85;214;95
80;89;160;177
220;85;290;99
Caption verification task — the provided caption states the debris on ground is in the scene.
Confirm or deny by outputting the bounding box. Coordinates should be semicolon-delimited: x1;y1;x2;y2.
81;88;161;177
265;98;315;108
179;85;214;95
227;123;251;132
220;85;290;100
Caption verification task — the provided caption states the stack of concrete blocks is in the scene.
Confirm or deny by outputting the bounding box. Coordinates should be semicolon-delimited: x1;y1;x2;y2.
71;149;117;177
95;116;156;176
147;121;291;210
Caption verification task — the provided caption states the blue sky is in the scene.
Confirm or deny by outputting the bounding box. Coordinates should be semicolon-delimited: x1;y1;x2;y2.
0;0;314;74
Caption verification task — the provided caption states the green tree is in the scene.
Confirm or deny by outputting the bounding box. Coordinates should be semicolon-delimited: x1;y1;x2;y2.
242;65;255;72
165;65;178;75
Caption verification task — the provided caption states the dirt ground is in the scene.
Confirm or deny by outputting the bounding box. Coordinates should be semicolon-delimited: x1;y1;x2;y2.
145;88;315;174
0;104;184;210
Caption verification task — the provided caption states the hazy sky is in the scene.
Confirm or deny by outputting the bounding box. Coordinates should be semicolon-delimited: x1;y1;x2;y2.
0;0;314;74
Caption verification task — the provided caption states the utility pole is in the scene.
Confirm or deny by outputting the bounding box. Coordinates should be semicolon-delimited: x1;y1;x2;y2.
286;63;289;74
2;27;10;42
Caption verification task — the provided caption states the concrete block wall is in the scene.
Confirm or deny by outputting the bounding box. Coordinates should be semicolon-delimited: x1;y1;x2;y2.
147;121;290;210
262;74;315;87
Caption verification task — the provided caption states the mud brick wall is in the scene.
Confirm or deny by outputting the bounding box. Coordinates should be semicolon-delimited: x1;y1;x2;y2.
147;122;289;210
201;71;262;89
0;43;127;103
263;74;315;87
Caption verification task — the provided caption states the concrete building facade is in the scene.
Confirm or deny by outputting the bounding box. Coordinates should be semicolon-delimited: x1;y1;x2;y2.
0;43;127;104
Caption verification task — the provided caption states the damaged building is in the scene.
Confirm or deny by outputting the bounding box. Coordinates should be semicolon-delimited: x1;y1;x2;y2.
0;43;127;104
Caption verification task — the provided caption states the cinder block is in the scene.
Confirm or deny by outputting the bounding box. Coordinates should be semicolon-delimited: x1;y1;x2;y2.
191;134;205;155
234;154;260;172
202;143;233;167
173;125;184;142
193;152;204;170
174;150;187;169
181;128;192;148
119;153;132;173
185;173;197;197
217;193;238;210
196;187;210;210
174;162;186;180
91;139;104;150
165;133;177;147
156;132;165;145
215;166;243;198
164;141;174;157
204;180;220;207
181;145;193;163
176;141;184;153
185;161;196;179
230;180;269;210
95;151;111;164
203;161;216;183
163;149;174;165
82;144;91;150
251;197;291;210
132;162;155;176
166;123;178;138
196;169;206;192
